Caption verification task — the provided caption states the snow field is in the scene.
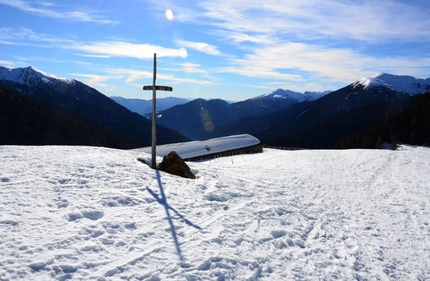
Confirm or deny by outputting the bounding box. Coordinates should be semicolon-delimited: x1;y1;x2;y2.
0;145;429;280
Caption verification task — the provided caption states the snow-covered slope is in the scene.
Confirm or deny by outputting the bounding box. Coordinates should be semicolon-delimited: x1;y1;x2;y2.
352;72;430;94
1;145;429;280
303;90;332;100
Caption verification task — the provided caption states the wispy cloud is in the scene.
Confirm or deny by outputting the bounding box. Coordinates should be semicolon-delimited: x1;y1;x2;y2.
240;42;368;82
175;39;221;55
194;0;430;44
0;0;118;24
2;0;428;99
70;73;123;93
105;67;214;85
170;0;430;90
0;28;74;45
0;28;188;60
218;41;430;87
71;73;121;85
0;28;187;60
70;67;215;95
182;62;208;74
0;59;20;68
71;42;187;59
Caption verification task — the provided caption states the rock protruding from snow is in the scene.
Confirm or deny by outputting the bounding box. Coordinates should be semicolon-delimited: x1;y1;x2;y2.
352;72;430;95
157;151;196;179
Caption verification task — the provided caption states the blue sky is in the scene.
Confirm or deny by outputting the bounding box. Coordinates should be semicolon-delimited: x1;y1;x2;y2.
1;0;429;101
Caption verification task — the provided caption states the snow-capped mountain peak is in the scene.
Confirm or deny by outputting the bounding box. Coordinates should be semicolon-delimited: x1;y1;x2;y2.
256;88;329;102
0;66;74;87
352;72;430;95
258;89;303;100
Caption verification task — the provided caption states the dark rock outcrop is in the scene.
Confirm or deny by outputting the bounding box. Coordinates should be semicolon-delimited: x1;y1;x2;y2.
157;151;196;179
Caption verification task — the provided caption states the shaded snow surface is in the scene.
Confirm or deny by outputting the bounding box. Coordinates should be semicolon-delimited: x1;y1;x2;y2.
1;145;429;280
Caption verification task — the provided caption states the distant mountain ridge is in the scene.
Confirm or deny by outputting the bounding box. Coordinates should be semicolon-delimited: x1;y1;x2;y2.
150;72;429;141
151;88;331;139
110;96;190;115
211;73;430;147
112;88;329;117
0;66;189;147
255;88;330;102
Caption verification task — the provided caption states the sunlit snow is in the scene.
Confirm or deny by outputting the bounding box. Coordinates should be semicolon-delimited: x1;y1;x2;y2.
352;73;430;94
1;145;429;280
0;66;74;85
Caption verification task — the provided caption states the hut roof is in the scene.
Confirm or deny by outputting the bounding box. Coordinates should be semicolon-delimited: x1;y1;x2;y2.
137;134;261;159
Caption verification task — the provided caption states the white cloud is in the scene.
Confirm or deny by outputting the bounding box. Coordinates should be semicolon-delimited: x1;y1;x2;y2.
175;39;221;55
218;41;430;87
103;67;215;86
213;30;276;46
0;28;188;60
182;62;208;74
71;42;188;59
0;60;20;68
218;38;430;91
2;0;428;98
0;28;75;45
69;73;123;94
160;0;430;93
69;68;214;97
218;42;359;82
70;73;120;85
0;0;118;24
194;0;430;43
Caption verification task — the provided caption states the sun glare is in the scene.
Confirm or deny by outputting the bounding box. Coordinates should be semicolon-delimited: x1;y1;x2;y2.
165;9;174;21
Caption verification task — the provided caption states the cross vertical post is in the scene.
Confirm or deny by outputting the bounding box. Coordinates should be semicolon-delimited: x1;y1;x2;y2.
151;53;156;169
143;53;173;169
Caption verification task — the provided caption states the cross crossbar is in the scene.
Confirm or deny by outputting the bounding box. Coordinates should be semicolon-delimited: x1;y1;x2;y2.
143;85;173;91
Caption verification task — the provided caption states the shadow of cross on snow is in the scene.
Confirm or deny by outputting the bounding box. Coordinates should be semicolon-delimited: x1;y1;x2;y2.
146;170;201;262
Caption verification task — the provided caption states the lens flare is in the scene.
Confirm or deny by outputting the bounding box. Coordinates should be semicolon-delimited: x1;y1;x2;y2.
204;122;214;132
200;107;214;132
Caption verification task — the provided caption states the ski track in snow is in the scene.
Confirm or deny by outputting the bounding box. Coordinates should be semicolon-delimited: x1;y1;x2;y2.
0;145;429;280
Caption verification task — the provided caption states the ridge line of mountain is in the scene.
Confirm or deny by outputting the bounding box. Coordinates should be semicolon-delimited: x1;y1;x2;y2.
0;65;190;148
1;65;429;149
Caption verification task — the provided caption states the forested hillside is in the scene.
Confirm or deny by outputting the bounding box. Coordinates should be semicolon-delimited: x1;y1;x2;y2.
338;92;430;149
0;84;142;148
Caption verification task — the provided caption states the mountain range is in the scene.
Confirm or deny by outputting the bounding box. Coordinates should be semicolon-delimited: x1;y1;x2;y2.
1;65;429;149
0;66;189;148
151;73;430;147
145;89;330;140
